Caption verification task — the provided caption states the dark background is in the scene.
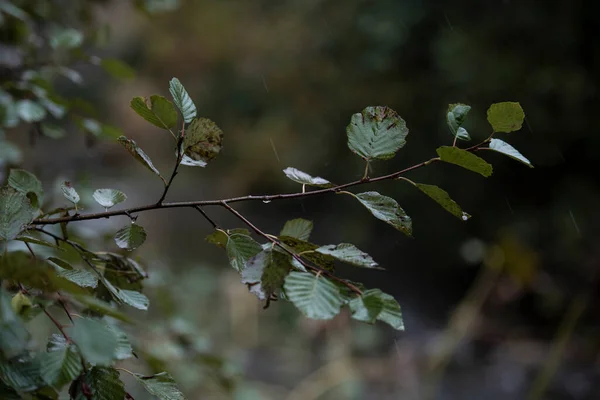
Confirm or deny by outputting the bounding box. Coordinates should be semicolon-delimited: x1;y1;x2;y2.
4;0;600;398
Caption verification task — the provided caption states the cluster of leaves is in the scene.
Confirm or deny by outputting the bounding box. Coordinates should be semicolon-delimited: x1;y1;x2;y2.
0;0;179;165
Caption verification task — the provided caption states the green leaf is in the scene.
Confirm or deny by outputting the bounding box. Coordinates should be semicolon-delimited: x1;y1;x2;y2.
16;235;60;249
93;188;127;209
486;102;525;133
100;58;135;80
169;77;197;123
106;325;133;360
46;257;73;270
446;103;471;141
130;95;178;130
315;243;380;268
354;191;412;236
0;357;42;392
415;184;470;220
10;292;32;315
348;289;404;329
488;138;533;167
117;136;165;181
181;118;223;167
39;345;82;387
241;250;291;300
436;146;493;177
284;272;343;320
280;218;313;241
69;318;118;366
114;223;147;250
0;186;35;241
346;106;409;161
56;269;98;288
41;123;66;139
60;181;80;205
0;289;29;358
282;167;334;188
134;371;186;400
50;28;83;49
15;99;46;122
71;367;125;400
71;295;131;322
205;229;229;249
113;289;149;310
226;233;262;272
278;236;335;272
8;169;44;207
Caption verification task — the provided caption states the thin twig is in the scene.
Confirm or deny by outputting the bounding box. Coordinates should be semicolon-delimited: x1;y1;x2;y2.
193;206;218;229
220;201;363;295
157;120;186;204
18;283;72;343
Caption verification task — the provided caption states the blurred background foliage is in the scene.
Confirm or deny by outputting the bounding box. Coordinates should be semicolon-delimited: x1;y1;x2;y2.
2;0;599;398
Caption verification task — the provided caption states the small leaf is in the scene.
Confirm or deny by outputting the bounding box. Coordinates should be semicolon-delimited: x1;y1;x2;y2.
487;102;525;133
71;295;131;322
354;191;412;236
114;223;147;250
10;292;32;315
60;181;80;204
69;318;118;366
280;218;313;241
50;28;83;49
282;167;334;188
181;117;223;167
117;136;165;181
446;103;471;141
56;269;98;288
41;123;66;139
415;184;470;220
348;289;404;329
316;243;380;269
226;234;262;272
488;138;533;167
134;371;186;400
346;106;409;161
39;345;82;387
0;289;29;358
93;188;127;209
169;77;197;123
205;229;228;248
111;288;149;310
71;367;125;400
241;250;291;300
8;169;44;207
16;235;60;249
278;236;335;272
436;146;493;177
284;272;343;320
100;58;135;80
130;95;178;130
0;186;35;241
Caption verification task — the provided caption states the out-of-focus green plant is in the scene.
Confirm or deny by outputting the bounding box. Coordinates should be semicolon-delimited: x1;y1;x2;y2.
0;1;534;399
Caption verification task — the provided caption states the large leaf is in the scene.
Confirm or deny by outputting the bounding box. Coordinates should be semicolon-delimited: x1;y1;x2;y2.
60;181;80;205
278;236;335;272
0;357;42;392
282;167;334;188
284;272;343;319
446;103;471;141
134;372;186;400
241;250;291;300
0;187;35;241
226;234;262;272
130;95;178;130
106;325;133;360
354;192;412;236
436;146;493;177
69;318;118;366
0;289;29;358
280;218;313;241
114;223;147;250
56;268;98;289
102;279;149;310
486;102;525;133
181;118;223;167
39;345;82;388
348;288;404;329
93;188;127;209
315;243;379;268
8;169;44;207
488;138;533;167
346;106;409;161
415;184;470;220
117;136;165;181
71;367;125;400
169;77;197;123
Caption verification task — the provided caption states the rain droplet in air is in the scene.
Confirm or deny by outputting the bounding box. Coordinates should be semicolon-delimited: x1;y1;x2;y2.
262;200;272;204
